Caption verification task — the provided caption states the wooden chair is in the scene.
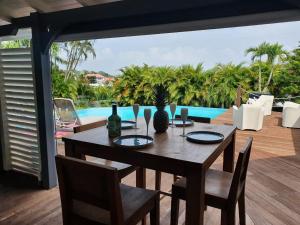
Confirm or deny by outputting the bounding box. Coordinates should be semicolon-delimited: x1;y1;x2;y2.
55;155;160;225
73;120;137;180
155;115;211;192
170;137;253;225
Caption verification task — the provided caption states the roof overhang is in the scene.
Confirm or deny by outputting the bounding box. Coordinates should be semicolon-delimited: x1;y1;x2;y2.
0;0;300;41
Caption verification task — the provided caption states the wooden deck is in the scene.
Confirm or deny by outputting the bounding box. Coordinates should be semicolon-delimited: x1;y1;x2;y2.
0;109;299;225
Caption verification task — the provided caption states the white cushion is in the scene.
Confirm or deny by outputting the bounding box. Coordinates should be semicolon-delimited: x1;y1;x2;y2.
252;95;274;116
233;104;264;131
282;102;300;128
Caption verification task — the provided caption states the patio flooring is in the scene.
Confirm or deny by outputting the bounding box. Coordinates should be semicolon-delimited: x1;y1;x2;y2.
0;109;299;225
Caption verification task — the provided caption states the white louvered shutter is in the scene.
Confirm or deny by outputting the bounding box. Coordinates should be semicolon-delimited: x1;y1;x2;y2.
0;48;41;180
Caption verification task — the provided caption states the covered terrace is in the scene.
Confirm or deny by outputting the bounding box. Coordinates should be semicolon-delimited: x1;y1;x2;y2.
0;1;300;225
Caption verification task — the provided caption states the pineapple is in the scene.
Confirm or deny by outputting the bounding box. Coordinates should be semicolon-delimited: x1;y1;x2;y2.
153;85;169;133
154;85;167;109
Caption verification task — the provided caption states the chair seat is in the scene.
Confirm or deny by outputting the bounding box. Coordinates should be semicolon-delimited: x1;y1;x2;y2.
73;184;158;225
172;169;233;208
88;157;137;179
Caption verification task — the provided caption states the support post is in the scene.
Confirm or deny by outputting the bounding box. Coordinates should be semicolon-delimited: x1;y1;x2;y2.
0;100;3;171
31;13;57;188
236;85;242;107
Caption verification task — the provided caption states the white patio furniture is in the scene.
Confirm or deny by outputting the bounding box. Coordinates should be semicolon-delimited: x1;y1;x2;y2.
233;104;264;131
54;98;105;129
251;95;274;116
282;101;300;128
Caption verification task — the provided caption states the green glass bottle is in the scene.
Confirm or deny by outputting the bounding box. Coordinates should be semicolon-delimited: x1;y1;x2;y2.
108;103;121;138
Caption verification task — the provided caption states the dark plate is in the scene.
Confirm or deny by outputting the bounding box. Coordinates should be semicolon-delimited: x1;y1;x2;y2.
113;135;153;149
121;120;136;129
186;131;224;144
169;119;193;127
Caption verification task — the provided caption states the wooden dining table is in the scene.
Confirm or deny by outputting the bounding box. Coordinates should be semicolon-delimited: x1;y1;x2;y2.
63;119;236;225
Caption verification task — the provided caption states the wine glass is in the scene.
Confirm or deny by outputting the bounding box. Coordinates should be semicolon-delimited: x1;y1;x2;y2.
180;108;188;137
170;103;177;127
144;108;151;137
133;104;139;128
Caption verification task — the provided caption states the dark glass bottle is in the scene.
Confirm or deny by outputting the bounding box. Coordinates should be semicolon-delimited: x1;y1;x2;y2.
108;104;121;138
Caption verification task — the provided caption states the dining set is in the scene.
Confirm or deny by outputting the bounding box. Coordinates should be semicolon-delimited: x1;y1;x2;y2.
57;104;253;225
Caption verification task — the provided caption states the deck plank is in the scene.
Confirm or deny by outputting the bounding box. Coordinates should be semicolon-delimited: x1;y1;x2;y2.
0;108;299;225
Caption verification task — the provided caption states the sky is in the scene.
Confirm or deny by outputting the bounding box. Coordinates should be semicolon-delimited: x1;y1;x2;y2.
78;21;300;75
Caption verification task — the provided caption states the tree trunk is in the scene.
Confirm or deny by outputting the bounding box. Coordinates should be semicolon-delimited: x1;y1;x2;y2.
258;58;262;93
263;65;274;93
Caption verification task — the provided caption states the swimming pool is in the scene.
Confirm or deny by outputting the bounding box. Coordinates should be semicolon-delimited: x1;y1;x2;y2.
77;106;226;121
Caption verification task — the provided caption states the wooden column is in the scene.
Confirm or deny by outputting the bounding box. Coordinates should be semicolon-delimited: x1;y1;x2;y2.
236;85;242;107
31;13;57;188
0;100;4;171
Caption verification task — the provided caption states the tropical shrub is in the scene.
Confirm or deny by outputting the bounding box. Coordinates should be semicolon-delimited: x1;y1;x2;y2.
204;64;254;107
272;45;300;102
52;69;78;100
113;63;255;108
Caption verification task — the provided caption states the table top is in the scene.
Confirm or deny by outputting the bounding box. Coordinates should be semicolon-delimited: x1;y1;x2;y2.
63;119;236;170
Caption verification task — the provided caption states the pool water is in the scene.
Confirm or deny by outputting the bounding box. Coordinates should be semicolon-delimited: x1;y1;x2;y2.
77;106;226;121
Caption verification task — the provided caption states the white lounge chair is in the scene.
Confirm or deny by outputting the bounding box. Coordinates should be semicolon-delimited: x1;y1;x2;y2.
54;98;82;128
233;104;264;131
282;101;300;128
251;95;274;116
54;98;105;129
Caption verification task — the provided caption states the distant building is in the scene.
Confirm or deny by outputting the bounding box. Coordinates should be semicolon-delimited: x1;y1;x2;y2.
85;73;114;86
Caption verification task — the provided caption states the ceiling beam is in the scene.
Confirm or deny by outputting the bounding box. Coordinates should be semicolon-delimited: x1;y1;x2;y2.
282;0;300;8
57;9;300;41
0;23;18;36
55;0;298;40
0;0;299;39
40;0;234;25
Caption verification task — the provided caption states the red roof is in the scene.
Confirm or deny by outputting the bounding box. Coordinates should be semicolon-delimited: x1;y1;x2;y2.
85;73;115;82
85;73;105;79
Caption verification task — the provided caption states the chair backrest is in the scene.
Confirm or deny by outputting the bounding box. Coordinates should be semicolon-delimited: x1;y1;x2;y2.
254;95;274;114
54;98;81;125
55;155;124;225
283;101;300;109
241;104;264;119
73;119;107;133
228;137;253;205
175;115;211;123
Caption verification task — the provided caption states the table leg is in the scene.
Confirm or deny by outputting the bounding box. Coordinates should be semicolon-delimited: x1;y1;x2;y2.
64;141;74;157
185;169;205;225
136;167;146;188
223;132;235;173
64;142;86;160
136;167;146;225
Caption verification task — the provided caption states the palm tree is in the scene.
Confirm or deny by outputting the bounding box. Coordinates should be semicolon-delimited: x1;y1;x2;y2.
262;43;288;92
246;42;288;93
63;41;96;80
50;43;65;67
245;42;268;92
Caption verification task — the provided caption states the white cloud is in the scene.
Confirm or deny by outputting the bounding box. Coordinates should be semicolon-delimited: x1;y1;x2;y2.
77;21;300;75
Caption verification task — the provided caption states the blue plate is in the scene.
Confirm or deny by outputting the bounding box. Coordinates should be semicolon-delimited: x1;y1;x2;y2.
113;135;153;149
186;131;224;144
